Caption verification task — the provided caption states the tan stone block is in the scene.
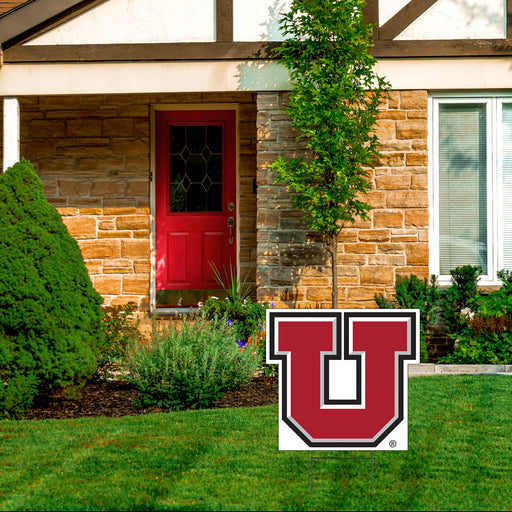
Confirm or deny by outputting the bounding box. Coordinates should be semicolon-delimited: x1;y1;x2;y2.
396;120;427;140
339;254;368;265
63;217;96;239
99;231;132;239
338;229;358;242
373;210;404;228
377;152;405;166
406;243;429;265
377;110;406;120
406;152;428;166
411;175;428;190
387;191;428;208
280;288;305;302
344;243;377;254
104;259;133;274
58;179;91;197
38;158;75;175
84;260;102;275
360;266;394;285
400;91;428;110
407;110;428;120
134;261;151;273
365;191;386;208
347;287;385;301
375;175;410;190
396;267;430;280
103;118;133;136
123;275;150;294
109;295;144;308
122;240;150;258
91;180;126;196
306;287;332;301
67;119;102;136
133;230;150;239
112;138;149;155
56;207;80;216
359;229;390;242
21;140;54;157
29;120;65;138
116;215;150;230
42;179;57;197
392;235;418;242
126;180;149;197
99;220;115;230
39;96;81;110
94;276;122;295
418;230;429;242
374;120;395;139
80;207;103;215
387;91;400;109
379;140;411;152
378;243;404;254
368;254;406;266
79;240;121;259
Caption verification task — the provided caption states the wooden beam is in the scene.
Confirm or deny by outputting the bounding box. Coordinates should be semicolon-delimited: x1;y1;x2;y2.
362;0;379;40
216;0;233;43
507;0;512;39
3;97;20;172
379;0;438;40
372;38;512;58
3;42;279;63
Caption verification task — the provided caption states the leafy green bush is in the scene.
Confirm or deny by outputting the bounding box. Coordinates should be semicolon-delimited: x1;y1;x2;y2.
0;159;104;418
127;318;260;411
440;275;512;364
439;265;482;337
201;263;269;363
376;274;441;362
95;303;143;380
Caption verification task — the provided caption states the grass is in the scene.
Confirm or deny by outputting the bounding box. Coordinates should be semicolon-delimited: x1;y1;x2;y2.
1;375;512;511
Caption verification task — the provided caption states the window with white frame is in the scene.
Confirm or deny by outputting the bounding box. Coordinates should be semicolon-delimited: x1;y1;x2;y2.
430;95;512;285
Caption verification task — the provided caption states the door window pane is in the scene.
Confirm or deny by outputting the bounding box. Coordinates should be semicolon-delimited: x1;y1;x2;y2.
168;124;223;212
438;104;488;274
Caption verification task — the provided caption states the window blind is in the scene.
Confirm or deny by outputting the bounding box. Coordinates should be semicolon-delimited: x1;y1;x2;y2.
502;104;512;270
438;104;488;274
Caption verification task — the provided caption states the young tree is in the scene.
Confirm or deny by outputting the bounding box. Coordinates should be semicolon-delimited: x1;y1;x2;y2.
270;0;389;307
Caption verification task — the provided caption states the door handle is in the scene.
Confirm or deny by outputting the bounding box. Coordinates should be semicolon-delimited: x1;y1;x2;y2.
228;216;235;244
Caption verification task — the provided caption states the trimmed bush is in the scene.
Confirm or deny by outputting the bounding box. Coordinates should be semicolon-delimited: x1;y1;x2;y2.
0;159;104;418
128;318;260;411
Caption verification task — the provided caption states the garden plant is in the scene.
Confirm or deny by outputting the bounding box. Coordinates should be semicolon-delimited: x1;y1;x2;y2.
271;0;389;307
0;159;104;418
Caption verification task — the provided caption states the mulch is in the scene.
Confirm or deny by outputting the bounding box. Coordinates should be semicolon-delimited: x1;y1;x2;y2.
23;376;279;421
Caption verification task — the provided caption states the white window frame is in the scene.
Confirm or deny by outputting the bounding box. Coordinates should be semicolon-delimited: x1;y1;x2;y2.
429;93;512;286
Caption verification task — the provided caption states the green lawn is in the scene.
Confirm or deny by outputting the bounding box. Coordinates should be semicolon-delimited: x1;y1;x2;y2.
1;375;512;511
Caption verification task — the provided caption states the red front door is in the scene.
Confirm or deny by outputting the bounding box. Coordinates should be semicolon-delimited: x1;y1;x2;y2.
155;110;236;307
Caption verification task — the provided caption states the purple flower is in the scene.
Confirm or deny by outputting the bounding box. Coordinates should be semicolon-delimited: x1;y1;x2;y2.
227;318;233;326
237;339;248;348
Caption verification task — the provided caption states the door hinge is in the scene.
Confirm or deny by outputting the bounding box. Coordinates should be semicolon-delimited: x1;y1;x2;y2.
149;171;153;182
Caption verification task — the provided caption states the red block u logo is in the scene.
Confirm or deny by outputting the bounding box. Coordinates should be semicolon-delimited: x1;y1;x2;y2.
267;310;419;450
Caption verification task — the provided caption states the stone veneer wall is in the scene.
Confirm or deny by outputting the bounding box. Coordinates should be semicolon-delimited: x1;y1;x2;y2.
256;90;429;308
0;93;257;314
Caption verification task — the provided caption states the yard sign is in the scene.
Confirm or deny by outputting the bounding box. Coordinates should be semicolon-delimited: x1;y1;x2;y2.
266;310;420;451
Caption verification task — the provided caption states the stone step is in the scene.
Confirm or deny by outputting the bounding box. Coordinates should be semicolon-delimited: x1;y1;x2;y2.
408;363;512;376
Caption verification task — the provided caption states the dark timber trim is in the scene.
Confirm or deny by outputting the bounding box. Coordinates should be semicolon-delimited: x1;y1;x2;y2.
379;0;439;40
3;41;279;62
362;0;379;40
508;0;512;40
216;0;233;42
0;0;106;50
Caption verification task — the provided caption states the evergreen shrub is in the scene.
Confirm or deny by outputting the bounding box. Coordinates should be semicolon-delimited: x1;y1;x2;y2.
0;159;104;418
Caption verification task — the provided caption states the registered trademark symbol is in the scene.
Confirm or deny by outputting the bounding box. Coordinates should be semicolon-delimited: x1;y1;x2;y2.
389;440;397;448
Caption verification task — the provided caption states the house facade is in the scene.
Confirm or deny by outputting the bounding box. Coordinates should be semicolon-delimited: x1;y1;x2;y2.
0;0;511;315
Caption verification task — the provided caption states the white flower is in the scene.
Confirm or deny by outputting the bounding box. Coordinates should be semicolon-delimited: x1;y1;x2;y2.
210;296;219;300
197;301;203;308
460;307;474;319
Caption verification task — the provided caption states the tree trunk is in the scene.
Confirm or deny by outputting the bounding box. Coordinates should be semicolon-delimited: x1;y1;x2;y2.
327;232;338;308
